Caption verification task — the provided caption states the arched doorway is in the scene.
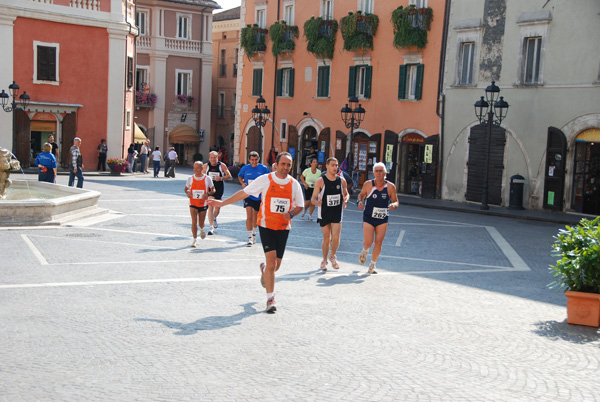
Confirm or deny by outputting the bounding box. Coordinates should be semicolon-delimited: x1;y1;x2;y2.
246;126;261;161
168;124;200;165
572;128;600;214
300;126;318;171
398;133;425;195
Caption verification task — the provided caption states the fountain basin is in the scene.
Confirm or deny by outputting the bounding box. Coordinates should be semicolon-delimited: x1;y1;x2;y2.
0;180;106;226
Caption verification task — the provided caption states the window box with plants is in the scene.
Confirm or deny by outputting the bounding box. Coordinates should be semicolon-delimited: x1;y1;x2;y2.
340;11;379;52
269;20;299;57
391;5;433;50
549;217;600;327
241;24;268;59
135;91;157;108
174;94;196;111
303;17;339;60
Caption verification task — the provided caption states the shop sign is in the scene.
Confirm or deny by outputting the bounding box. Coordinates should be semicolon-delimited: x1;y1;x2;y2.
402;134;425;144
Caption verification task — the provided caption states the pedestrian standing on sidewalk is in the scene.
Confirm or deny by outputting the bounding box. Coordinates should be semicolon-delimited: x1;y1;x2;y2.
208;152;304;313
185;161;214;248
139;141;148;173
151;146;161;177
237;151;270;246
300;158;321;221
48;134;59;162
97;139;107;171
202;150;231;235
357;162;399;274
126;143;135;173
165;147;178;178
68;137;84;188
311;157;349;271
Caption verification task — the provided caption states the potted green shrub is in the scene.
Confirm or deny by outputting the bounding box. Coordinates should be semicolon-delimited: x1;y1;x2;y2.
549;217;600;327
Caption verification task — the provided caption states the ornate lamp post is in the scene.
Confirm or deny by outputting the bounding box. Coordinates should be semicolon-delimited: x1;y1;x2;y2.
340;96;365;172
0;81;31;155
251;95;270;159
474;81;509;210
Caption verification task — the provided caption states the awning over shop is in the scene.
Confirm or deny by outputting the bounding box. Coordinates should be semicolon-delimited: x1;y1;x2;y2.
169;124;199;144
575;128;600;143
134;123;147;143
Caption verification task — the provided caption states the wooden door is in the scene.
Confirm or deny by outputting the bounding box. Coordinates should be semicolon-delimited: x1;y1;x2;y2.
466;125;506;205
317;128;330;171
246;126;261;160
543;127;566;210
15;109;31;168
61;113;77;168
421;134;439;199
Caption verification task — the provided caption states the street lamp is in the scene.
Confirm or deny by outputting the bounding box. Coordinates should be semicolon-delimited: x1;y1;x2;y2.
473;81;509;210
0;81;31;155
251;95;270;158
340;96;365;172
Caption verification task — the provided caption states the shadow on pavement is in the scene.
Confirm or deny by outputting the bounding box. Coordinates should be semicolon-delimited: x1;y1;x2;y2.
532;320;600;343
135;302;259;335
315;271;368;287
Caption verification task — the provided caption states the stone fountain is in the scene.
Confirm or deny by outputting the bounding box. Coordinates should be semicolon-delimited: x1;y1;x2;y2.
0;147;107;226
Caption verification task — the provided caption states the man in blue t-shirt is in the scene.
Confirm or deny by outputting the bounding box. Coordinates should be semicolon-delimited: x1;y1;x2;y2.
238;151;270;246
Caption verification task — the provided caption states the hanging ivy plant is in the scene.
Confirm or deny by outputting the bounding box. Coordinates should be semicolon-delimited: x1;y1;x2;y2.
391;5;433;50
340;11;379;52
269;21;299;57
303;16;339;59
241;24;268;59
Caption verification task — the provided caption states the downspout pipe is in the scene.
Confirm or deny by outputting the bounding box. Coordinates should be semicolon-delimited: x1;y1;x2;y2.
435;0;451;199
125;17;135;158
269;0;281;157
199;6;209;155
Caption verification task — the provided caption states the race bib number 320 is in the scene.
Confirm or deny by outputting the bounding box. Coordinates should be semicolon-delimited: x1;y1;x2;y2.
371;207;388;219
270;197;290;213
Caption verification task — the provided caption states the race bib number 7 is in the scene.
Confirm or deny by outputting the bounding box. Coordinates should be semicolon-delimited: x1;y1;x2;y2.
192;189;205;199
371;207;388;219
270;197;290;213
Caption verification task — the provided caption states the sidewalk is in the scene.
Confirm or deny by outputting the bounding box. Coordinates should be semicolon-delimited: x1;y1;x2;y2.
24;166;594;226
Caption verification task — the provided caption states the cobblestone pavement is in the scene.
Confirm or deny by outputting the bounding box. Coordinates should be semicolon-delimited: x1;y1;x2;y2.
1;170;599;401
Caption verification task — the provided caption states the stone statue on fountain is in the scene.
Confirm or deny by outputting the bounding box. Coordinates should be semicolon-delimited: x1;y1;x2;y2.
0;147;21;199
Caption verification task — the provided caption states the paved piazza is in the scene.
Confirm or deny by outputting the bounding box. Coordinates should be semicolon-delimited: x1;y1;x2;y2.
1;170;599;401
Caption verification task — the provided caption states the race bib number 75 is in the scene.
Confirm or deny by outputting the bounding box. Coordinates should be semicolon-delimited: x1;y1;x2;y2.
270;197;290;213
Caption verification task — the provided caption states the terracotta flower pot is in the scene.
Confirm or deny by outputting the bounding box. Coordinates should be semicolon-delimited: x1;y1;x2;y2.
565;290;600;327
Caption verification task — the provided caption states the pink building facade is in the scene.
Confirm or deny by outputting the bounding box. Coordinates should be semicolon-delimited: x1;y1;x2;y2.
134;0;219;166
0;0;137;168
236;0;447;197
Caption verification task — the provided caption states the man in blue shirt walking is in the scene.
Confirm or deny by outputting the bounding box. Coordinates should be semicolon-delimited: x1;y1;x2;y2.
238;151;270;246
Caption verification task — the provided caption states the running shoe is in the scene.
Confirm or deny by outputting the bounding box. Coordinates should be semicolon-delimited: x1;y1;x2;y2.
368;263;378;274
266;296;277;313
200;229;206;239
191;239;197;248
252;233;257;244
207;229;214;236
214;217;218;228
308;214;312;221
320;260;327;271
329;255;340;269
259;262;266;288
247;237;253;247
358;249;368;265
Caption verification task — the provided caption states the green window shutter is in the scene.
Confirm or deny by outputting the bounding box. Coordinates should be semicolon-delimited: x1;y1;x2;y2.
318;66;330;97
289;68;295;97
348;66;357;97
415;64;424;100
252;69;261;96
398;65;407;100
276;69;283;97
364;66;373;99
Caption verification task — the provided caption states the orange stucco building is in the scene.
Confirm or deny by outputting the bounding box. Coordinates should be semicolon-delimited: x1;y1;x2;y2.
0;0;137;168
236;0;447;196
